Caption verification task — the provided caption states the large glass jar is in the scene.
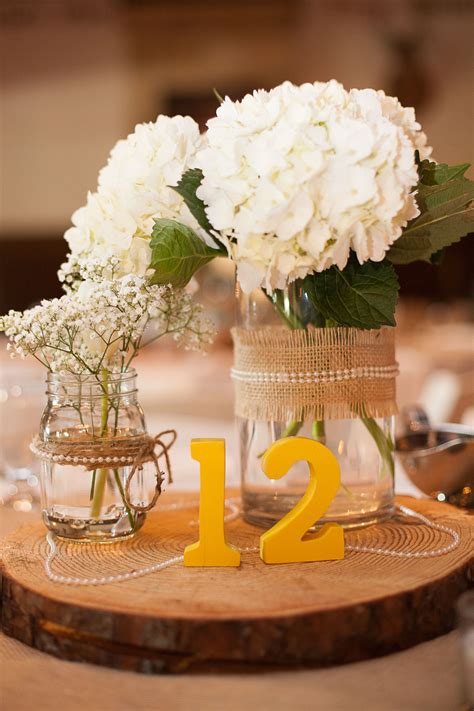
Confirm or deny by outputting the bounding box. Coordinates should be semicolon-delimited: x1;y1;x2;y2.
236;284;395;530
38;369;153;541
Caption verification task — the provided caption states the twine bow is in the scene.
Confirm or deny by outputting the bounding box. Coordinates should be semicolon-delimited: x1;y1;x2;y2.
124;429;177;513
31;429;177;514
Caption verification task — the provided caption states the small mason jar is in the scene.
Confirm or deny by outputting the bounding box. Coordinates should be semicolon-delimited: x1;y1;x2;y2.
236;283;395;530
38;369;151;541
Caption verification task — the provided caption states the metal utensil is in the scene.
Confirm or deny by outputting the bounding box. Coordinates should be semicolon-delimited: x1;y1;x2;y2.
396;406;474;508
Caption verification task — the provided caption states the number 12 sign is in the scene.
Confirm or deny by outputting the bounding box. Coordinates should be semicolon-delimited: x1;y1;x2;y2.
183;436;344;566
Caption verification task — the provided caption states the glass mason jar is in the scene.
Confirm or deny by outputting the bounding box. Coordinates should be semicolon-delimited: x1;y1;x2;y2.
38;369;152;541
237;283;395;530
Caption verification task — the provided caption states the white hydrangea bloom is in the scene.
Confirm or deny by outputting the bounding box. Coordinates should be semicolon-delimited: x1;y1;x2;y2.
196;80;431;292
62;115;203;282
354;88;432;161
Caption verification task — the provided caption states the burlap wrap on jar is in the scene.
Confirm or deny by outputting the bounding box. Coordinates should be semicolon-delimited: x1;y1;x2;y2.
231;326;398;422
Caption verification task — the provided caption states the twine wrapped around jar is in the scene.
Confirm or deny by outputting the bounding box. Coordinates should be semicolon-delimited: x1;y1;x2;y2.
30;430;177;512
231;326;398;422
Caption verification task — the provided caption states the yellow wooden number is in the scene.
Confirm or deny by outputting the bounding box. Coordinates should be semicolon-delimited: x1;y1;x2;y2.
184;439;241;567
260;437;344;564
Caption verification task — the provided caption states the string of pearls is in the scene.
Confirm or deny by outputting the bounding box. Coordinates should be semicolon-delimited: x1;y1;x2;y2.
230;364;399;385
346;505;461;558
30;448;135;468
44;500;461;586
45;540;184;586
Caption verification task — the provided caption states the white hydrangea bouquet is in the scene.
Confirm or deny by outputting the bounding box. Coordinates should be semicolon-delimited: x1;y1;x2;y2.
56;82;473;327
147;81;473;315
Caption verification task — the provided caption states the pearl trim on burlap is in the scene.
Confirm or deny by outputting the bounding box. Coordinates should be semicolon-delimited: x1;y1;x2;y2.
231;364;399;385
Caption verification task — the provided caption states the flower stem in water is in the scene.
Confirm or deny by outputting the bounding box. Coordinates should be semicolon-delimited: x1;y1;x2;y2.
90;367;109;518
89;469;97;501
90;469;107;518
282;419;304;438
311;419;326;444
360;415;395;478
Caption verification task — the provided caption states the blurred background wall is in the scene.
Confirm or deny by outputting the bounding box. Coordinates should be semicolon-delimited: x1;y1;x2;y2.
1;0;473;312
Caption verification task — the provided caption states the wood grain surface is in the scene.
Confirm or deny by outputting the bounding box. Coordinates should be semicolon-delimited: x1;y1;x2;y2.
0;494;472;674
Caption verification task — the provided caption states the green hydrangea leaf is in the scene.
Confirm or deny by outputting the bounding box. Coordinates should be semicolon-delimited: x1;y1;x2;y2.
172;169;215;236
307;257;400;329
387;177;474;264
150;219;222;288
417;159;470;185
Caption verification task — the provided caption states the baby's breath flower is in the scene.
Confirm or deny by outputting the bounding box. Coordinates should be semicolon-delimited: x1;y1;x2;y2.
1;264;214;375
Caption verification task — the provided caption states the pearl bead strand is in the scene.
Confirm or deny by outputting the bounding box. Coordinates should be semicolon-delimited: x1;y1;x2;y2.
44;502;461;586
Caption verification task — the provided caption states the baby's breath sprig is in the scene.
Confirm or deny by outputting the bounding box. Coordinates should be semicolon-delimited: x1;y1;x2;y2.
0;258;215;377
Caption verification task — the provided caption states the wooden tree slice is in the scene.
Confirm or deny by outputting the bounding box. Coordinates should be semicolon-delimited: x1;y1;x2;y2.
0;494;472;674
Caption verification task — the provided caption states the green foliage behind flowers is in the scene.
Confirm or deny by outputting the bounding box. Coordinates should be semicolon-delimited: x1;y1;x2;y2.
303;257;400;330
386;160;474;266
172;168;215;237
150;218;225;290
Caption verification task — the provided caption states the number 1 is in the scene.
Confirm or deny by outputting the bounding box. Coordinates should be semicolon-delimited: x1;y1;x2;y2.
183;439;241;567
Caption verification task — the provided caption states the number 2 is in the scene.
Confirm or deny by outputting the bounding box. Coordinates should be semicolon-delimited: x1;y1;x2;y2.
259;437;344;564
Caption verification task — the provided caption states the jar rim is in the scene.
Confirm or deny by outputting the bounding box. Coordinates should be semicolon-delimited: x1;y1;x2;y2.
46;368;136;384
45;369;138;399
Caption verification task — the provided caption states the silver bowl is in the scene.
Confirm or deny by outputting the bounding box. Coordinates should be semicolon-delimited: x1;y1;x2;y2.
396;420;474;507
